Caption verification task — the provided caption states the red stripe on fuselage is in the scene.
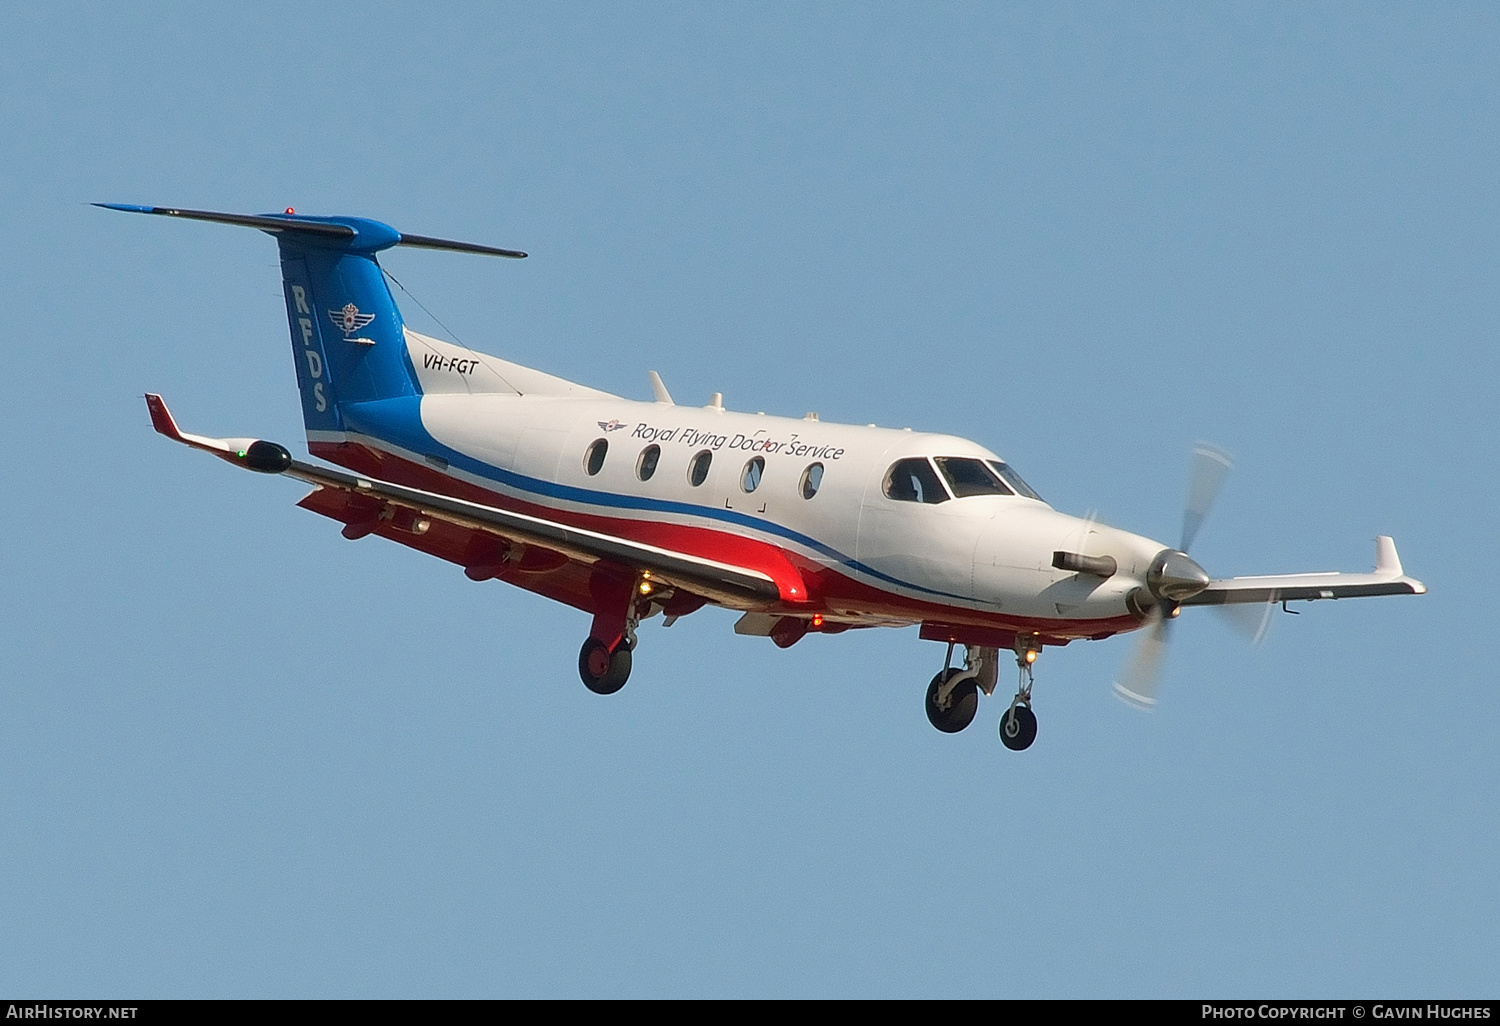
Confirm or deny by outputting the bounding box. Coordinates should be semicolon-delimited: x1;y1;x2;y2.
307;438;1143;642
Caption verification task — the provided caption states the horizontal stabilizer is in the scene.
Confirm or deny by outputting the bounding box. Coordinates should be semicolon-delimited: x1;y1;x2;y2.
97;203;353;238
395;232;527;259
96;203;525;258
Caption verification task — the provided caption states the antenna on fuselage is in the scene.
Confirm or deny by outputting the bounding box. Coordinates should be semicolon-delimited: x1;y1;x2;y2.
649;371;675;405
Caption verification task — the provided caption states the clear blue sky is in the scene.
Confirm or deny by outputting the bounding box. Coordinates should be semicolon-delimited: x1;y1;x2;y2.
1;2;1494;997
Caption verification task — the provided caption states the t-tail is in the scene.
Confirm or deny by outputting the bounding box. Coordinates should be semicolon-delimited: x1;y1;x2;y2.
96;204;525;440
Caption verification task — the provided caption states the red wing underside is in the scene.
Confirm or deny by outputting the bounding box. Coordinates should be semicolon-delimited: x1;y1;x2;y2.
296;485;602;614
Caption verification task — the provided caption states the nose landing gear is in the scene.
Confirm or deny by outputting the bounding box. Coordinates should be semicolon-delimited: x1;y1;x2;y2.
999;637;1041;751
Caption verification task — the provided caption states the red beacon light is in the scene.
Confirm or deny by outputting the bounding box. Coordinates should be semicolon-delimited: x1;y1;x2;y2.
285;207;295;215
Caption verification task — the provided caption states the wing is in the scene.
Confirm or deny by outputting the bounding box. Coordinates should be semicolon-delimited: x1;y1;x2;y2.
143;394;793;610
1181;536;1426;606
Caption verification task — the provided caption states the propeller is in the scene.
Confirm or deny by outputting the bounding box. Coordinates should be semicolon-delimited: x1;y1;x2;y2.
1215;597;1276;646
1181;444;1233;552
1112;443;1233;709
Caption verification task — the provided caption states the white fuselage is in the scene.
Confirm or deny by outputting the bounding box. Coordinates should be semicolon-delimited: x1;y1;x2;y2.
313;331;1173;641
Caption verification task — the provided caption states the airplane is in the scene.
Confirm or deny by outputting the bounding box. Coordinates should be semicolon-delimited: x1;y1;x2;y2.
102;203;1427;750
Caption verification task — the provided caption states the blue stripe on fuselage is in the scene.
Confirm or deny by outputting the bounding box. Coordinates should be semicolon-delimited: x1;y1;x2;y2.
336;395;974;604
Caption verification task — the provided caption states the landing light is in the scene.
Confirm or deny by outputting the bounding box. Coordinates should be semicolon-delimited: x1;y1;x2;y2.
1024;649;1038;664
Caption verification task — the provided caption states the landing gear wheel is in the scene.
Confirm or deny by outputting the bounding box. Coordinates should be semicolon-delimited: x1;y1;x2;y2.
579;638;632;695
925;669;979;733
999;704;1038;751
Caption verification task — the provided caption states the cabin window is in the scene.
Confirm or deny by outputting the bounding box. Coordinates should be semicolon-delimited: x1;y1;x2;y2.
637;444;661;481
987;460;1043;501
799;462;824;500
741;456;765;493
934;456;1013;498
584;438;608;476
688;449;713;487
883;457;949;504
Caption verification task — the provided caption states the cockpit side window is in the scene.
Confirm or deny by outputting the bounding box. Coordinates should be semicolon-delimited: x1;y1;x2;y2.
934;457;1013;498
987;460;1043;501
883;458;950;504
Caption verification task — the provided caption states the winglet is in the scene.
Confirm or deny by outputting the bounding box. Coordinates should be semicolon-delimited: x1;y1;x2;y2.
143;393;260;464
1374;535;1403;576
144;392;183;440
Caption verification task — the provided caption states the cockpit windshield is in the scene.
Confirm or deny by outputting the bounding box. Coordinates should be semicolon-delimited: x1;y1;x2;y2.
987;460;1043;501
883;457;949;504
934;457;1013;498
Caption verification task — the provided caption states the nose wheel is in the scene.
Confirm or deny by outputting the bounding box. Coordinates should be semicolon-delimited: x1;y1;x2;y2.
999;637;1041;751
1000;703;1038;750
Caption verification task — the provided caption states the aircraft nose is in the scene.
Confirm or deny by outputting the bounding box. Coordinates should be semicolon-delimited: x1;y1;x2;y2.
1148;549;1212;602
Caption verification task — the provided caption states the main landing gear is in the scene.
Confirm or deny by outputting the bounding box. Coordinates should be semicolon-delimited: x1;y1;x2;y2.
924;636;1044;750
579;636;632;695
924;641;996;734
577;573;646;695
576;569;701;696
925;665;980;733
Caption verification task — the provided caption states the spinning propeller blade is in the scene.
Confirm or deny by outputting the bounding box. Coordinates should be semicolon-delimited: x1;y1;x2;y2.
1213;599;1276;645
1113;609;1171;709
1114;442;1233;711
1181;443;1233;553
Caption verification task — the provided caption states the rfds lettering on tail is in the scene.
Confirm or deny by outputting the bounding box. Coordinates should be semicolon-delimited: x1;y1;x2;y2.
102;202;1426;750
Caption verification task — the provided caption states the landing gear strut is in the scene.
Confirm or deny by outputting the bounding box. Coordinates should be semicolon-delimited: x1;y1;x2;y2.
926;668;979;733
924;642;998;733
1000;636;1040;751
577;570;649;695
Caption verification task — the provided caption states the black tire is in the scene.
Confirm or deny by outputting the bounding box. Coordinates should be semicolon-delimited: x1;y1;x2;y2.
999;704;1038;751
925;669;979;733
579;638;631;695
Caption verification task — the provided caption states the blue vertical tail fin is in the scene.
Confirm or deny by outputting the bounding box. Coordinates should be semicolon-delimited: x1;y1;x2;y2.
272;218;414;438
95;204;526;439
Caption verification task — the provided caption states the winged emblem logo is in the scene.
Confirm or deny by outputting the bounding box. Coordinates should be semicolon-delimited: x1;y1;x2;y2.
597;419;627;432
329;303;376;336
